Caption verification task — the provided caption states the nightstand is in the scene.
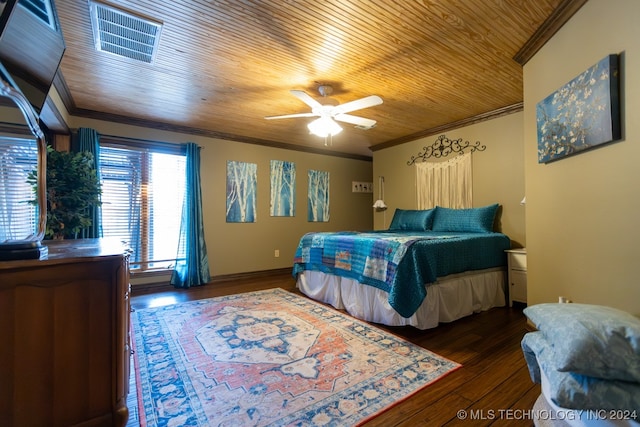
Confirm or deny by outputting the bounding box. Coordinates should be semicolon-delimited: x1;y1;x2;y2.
505;248;527;307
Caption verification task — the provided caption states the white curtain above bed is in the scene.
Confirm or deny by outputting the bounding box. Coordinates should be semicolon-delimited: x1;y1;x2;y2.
415;152;472;209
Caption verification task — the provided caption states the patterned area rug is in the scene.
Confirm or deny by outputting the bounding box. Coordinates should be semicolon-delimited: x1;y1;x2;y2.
131;288;460;426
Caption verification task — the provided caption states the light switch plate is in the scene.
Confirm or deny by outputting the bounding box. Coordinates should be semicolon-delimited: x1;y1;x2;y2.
352;181;373;193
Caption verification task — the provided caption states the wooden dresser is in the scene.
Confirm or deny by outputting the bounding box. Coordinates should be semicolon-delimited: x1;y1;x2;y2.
0;238;131;427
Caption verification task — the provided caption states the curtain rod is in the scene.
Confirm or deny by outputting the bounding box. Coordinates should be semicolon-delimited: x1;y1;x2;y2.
71;128;203;150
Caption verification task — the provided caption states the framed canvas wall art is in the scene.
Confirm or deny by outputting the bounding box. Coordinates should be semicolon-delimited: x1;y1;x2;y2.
537;54;621;163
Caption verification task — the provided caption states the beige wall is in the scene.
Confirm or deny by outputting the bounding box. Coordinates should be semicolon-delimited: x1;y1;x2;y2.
54;116;375;276
372;111;526;247
524;0;640;314
16;0;638;303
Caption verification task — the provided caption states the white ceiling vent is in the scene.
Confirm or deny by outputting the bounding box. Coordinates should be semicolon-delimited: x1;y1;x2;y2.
89;1;162;63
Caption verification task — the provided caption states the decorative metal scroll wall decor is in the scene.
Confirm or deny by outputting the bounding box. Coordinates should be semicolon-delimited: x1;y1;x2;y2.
407;134;486;165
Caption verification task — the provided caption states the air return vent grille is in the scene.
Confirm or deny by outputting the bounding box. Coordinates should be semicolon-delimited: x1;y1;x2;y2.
89;1;162;63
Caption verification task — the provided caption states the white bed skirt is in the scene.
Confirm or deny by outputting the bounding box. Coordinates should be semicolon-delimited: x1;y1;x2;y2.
296;268;506;330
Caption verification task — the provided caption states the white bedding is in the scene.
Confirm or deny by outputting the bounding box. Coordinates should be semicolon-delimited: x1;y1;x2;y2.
296;267;506;330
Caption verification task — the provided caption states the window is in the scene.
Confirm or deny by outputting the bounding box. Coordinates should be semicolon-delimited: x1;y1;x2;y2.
99;139;186;272
19;0;58;30
0;135;38;242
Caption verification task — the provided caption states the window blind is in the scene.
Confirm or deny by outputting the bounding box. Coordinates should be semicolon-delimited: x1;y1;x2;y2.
18;0;57;30
0;136;38;242
99;142;186;271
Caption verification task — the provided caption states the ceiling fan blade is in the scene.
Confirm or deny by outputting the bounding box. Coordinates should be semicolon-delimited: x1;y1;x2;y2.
265;112;317;120
333;95;383;115
334;114;377;128
290;90;323;109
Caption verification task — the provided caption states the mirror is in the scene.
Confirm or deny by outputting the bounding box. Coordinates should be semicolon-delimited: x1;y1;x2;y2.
0;74;47;257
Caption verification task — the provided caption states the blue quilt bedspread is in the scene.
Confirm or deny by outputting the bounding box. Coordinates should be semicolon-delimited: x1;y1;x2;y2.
292;230;511;318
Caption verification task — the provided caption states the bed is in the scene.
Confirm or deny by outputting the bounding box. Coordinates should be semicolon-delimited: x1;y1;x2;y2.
292;204;512;329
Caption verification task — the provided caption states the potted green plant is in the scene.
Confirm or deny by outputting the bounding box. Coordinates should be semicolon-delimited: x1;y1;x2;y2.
29;146;102;240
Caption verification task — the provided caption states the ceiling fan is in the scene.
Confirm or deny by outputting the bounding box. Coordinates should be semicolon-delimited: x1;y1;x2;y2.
265;85;383;139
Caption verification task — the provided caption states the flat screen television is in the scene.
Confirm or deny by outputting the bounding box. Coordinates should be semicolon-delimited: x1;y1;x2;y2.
0;0;64;257
0;0;66;115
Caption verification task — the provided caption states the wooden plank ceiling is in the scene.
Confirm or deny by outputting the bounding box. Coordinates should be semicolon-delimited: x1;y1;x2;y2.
53;0;578;158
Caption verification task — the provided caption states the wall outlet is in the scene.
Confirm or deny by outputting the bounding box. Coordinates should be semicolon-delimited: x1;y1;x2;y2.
274;249;280;258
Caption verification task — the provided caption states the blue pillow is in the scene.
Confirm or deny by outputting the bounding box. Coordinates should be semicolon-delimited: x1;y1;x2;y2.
388;209;434;231
522;331;640;412
431;204;499;233
524;303;640;383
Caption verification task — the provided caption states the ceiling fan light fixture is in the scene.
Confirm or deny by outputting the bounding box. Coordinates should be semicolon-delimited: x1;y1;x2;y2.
307;117;342;138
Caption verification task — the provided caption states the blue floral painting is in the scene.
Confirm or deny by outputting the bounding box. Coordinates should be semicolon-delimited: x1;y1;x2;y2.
226;160;257;222
537;54;620;163
308;170;329;222
270;160;296;217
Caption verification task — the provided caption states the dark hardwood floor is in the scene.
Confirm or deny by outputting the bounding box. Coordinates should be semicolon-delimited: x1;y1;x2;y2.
131;271;539;426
